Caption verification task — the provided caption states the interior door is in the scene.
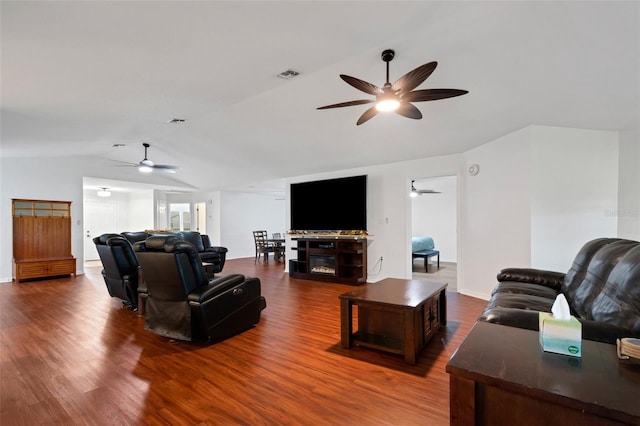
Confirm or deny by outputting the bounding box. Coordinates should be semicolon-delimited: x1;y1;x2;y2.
84;200;118;261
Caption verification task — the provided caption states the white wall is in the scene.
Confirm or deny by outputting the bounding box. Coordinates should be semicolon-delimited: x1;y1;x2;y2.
219;191;286;259
531;126;618;271
411;175;457;262
1;157;85;281
459;125;621;299
618;129;640;240
460;127;533;299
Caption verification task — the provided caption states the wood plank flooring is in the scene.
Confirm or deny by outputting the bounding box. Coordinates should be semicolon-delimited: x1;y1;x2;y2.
1;258;486;425
413;261;457;291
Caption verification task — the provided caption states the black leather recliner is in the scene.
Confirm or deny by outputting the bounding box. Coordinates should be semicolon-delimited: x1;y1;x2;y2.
134;235;265;342
176;231;228;274
93;233;140;310
121;231;228;276
120;231;150;245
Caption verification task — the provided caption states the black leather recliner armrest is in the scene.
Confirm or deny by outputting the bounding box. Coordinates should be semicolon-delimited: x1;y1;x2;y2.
187;274;245;303
497;268;566;290
204;246;228;254
478;307;541;332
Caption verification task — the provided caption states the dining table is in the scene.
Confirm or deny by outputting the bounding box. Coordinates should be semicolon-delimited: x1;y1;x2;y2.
266;238;286;262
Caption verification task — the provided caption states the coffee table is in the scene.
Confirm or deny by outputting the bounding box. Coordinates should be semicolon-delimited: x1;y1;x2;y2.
447;322;640;425
339;278;447;364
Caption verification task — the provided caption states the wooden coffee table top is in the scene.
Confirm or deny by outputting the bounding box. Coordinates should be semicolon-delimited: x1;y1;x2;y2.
447;321;640;420
339;278;447;308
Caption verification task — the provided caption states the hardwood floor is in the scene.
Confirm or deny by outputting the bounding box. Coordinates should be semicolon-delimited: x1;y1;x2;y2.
1;258;486;425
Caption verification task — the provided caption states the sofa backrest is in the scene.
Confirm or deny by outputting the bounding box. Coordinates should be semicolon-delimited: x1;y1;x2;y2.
561;238;617;301
589;245;640;334
562;238;640;331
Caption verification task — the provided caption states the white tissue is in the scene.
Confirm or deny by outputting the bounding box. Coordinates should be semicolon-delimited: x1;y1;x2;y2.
551;293;571;320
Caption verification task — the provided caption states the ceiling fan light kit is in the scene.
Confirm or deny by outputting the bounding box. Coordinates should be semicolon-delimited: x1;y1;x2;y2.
97;187;111;197
137;143;177;174
318;49;468;125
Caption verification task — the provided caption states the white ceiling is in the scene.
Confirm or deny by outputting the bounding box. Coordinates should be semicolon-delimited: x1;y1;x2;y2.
2;1;639;193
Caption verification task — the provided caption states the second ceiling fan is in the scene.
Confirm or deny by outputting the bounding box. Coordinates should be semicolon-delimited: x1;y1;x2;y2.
132;143;178;173
317;49;468;125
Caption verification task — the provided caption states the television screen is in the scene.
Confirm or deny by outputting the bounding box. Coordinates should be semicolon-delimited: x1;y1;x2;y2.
290;175;367;232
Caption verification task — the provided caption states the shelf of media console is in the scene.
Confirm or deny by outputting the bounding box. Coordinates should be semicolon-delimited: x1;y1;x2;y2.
289;233;370;241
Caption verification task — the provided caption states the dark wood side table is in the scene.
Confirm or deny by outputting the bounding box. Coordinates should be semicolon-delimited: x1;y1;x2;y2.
340;278;447;364
446;322;640;426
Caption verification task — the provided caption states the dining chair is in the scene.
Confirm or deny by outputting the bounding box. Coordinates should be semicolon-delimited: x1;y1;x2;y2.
253;230;274;263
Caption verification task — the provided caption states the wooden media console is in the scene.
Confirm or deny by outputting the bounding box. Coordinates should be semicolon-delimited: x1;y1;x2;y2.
289;236;367;285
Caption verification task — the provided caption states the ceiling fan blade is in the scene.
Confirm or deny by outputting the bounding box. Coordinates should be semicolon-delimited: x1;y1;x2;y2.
356;105;379;125
401;88;469;103
395;102;422;120
109;159;138;167
152;165;178;173
391;62;437;94
340;75;382;96
317;99;374;110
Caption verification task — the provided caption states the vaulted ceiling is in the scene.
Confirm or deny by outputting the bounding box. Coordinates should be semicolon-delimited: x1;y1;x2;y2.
2;1;638;193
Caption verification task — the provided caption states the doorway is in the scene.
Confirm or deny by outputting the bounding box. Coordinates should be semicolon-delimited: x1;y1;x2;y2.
410;175;458;290
169;203;191;232
195;202;206;233
84;200;119;261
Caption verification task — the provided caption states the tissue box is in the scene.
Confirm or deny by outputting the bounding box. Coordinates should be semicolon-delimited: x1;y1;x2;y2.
539;312;582;357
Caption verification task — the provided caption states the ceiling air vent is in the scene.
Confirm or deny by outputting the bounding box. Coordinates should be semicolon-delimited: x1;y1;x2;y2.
277;69;300;80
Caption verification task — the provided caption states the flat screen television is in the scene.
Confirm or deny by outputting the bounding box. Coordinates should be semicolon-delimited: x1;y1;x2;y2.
290;175;367;231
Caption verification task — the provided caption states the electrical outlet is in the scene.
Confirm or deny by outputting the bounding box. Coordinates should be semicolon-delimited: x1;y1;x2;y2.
380;256;383;262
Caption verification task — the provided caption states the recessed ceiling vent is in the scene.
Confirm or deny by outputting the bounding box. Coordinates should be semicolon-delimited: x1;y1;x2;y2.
277;69;300;80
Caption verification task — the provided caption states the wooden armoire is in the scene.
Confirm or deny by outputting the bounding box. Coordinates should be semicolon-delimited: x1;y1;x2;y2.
12;199;76;282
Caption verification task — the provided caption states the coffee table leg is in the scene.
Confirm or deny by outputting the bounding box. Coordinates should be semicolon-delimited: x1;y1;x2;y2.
340;299;353;348
440;289;447;326
404;309;417;365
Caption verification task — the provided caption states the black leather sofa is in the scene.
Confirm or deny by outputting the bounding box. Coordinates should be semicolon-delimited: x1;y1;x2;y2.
121;230;228;275
478;238;640;344
134;235;266;342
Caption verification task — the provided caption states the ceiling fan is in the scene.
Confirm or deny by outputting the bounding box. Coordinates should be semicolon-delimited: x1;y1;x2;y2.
317;49;468;125
117;143;178;174
411;180;442;197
